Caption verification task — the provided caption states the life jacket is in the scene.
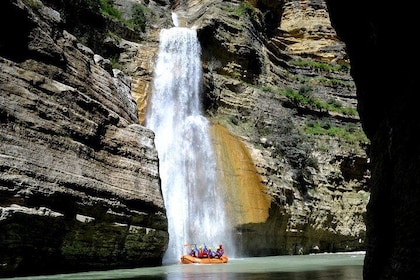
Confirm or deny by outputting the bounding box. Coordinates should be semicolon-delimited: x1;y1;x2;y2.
198;248;204;258
216;247;224;257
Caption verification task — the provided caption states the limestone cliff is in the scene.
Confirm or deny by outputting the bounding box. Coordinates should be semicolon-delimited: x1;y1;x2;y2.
84;0;369;256
0;0;370;276
152;0;368;256
0;0;167;276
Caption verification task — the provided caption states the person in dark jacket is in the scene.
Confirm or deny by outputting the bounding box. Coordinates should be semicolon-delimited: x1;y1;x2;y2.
216;244;224;258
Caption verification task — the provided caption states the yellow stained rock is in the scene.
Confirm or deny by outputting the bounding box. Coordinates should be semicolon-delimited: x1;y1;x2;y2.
210;123;271;226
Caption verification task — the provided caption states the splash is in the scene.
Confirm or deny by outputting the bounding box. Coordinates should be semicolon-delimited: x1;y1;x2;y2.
171;13;180;27
146;26;233;264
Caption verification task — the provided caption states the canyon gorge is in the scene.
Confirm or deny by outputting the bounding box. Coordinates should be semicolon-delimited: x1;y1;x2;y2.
2;0;411;278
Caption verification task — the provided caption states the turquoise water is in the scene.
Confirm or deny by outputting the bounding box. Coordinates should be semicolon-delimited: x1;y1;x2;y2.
3;252;365;280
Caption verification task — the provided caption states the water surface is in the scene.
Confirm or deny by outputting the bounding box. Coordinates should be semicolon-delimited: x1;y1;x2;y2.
5;252;364;280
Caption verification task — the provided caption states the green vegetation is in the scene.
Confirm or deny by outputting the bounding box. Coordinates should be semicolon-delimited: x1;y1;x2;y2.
259;85;367;145
109;55;123;71
304;120;368;144
23;0;42;9
293;75;354;88
130;4;148;32
312;76;353;87
84;0;148;32
289;59;350;73
268;86;358;116
98;0;122;19
235;1;256;17
257;113;319;170
220;2;235;12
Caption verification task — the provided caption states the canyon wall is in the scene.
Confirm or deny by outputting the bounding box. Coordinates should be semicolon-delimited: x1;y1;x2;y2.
0;0;168;276
326;1;420;278
174;0;369;256
1;0;371;276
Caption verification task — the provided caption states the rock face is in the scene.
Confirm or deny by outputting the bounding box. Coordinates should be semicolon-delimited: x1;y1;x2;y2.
184;0;369;256
127;0;368;256
326;1;420;279
0;0;167;276
1;0;373;277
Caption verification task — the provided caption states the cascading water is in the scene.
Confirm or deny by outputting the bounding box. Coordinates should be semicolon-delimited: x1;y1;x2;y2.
145;17;233;264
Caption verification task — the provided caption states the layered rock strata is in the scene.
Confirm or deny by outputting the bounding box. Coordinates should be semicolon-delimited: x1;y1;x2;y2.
1;0;373;276
188;0;369;256
0;0;167;276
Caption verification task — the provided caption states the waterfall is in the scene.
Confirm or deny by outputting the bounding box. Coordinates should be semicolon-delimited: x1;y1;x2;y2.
146;24;233;264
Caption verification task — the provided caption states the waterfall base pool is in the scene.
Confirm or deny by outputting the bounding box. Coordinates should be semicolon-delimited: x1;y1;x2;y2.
5;252;365;280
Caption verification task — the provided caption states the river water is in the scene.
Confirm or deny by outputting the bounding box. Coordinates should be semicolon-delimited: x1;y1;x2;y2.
4;252;364;280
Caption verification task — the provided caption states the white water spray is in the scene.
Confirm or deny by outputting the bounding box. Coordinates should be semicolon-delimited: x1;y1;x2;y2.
146;22;233;264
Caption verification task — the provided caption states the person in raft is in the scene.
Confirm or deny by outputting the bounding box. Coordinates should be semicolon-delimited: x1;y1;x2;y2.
197;246;204;258
189;246;197;257
202;245;210;258
215;244;224;258
208;247;216;258
189;244;224;258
